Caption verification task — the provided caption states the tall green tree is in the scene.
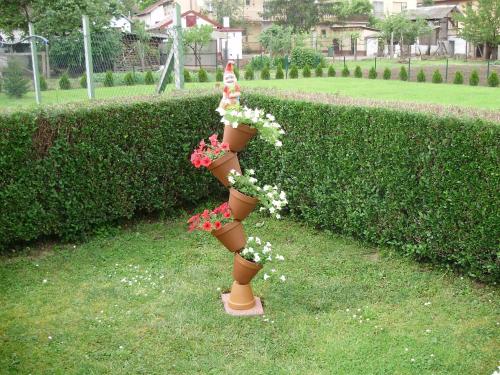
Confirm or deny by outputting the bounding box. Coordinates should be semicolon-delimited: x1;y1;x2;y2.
454;0;500;59
259;25;294;56
206;0;244;25
183;25;213;68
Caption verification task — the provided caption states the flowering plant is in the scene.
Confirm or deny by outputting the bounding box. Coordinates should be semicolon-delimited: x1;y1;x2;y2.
190;134;230;168
216;105;285;147
188;202;232;232
228;169;287;219
241;237;286;282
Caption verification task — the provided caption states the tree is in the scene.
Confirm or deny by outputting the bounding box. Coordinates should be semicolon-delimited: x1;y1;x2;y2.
469;70;479;86
259;25;294;56
206;0;243;25
132;21;155;71
3;59;30;98
454;0;500;59
183;25;213;68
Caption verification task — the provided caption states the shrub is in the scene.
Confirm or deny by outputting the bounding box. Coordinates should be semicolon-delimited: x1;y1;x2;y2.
59;73;71;90
290;47;324;68
249;55;273;70
469;70;479;86
145;71;155;85
244;66;254;80
315;65;323;77
453;71;464;84
198;68;208;82
399;66;408;81
39;76;48;91
275;65;284;79
417;69;426;82
260;65;271;80
327;65;336;77
341;66;350;77
104;71;114;87
215;68;223;82
368;67;377;79
354;66;362;78
289;65;299;79
184;69;192;83
487;71;499;87
3;60;30;98
80;75;87;88
124;72;136;86
432;69;443;84
234;67;240;80
302;64;311;78
383;67;391;80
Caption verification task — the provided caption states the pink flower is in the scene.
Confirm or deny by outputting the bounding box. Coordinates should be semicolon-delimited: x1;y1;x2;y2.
202;221;212;231
214;221;222;230
209;134;218;147
201;157;211;167
221;142;230;151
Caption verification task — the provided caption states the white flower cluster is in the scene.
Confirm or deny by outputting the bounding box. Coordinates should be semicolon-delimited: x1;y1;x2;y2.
241;237;286;282
259;185;288;219
216;105;285;147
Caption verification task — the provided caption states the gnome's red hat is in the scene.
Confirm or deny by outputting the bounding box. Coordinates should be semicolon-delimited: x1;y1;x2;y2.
225;61;235;74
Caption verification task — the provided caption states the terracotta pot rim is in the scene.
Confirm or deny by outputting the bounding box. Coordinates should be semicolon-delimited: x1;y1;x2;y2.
225;123;257;135
235;253;263;271
229;188;259;204
212;221;241;236
207;151;236;171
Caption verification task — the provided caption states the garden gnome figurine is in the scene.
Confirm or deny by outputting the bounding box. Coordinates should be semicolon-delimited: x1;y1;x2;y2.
219;61;241;110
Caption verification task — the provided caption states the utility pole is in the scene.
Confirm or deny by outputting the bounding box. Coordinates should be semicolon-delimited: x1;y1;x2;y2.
28;23;41;104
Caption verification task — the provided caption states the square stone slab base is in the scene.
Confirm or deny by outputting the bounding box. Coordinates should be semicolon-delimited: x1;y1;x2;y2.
221;294;264;316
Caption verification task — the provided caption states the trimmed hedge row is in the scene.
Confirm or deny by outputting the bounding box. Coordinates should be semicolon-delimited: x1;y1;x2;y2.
1;94;499;281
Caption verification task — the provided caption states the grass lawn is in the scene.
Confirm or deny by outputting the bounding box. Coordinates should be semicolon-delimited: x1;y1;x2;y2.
1;215;498;374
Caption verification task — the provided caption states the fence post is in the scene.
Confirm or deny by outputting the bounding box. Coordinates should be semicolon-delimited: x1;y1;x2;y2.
374;57;377;70
445;58;449;82
343;56;346;68
82;15;95;99
28;23;41;105
172;3;184;89
408;56;411;81
285;54;289;79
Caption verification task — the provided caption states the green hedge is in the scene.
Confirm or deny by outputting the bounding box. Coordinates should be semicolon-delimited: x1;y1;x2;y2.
1;94;499;281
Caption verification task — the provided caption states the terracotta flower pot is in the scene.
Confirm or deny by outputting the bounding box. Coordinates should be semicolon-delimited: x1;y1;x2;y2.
212;221;246;252
232;253;263;285
223;124;257;152
228;281;256;310
208;151;241;187
228;188;259;221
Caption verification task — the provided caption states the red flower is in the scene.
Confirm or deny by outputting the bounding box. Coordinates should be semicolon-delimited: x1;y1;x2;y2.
223;210;231;219
202;221;212;231
214;221;222;230
201;209;210;219
209;134;218;147
221;142;230;151
201;156;211;167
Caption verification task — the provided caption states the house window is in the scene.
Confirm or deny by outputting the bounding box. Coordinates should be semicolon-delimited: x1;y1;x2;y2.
392;2;407;12
246;0;251;5
321;29;327;37
373;1;384;17
186;15;197;27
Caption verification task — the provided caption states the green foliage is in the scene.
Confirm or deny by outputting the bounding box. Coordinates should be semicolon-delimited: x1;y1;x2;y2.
58;73;71;90
259;24;294;56
290;47;324;68
123;72;136;86
104;71;114;87
234;67;240;80
183;25;213;67
3;59;30;98
275;65;285;79
383;67;391;80
80;75;87;88
244;66;254;80
184;69;192;83
249;55;273;70
399;66;408;81
487;71;498;87
260;66;271;80
469;69;479;86
354;65;363;78
315;65;323;77
39;76;48;91
417;69;426;82
368;67;377;79
341;66;350;77
144;70;155;85
302;64;311;78
453;71;464;84
328;65;336;77
432;69;443;84
289;65;299;79
198;68;209;83
215;68;223;82
0;76;2;93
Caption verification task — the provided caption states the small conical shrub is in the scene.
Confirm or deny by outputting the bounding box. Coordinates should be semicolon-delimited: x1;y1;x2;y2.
303;64;311;78
383;67;391;80
216;68;223;82
327;65;336;77
417;69;426;82
341;66;350;77
3;60;29;98
145;70;155;84
469;70;479;86
124;72;135;86
260;66;271;80
289;65;299;79
432;69;443;84
354;65;362;78
104;71;114;87
244;66;254;80
368;67;377;79
0;77;2;93
59;73;71;90
39;76;48;91
198;68;208;82
315;65;323;77
80;75;87;88
453;71;463;84
487;71;499;87
275;65;284;79
184;69;192;83
234;67;240;80
399;66;408;81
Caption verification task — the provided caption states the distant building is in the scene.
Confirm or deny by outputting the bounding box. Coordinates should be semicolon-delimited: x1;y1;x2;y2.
135;0;203;30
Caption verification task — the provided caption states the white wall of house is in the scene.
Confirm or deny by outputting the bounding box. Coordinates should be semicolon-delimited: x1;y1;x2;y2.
214;31;243;59
110;16;132;33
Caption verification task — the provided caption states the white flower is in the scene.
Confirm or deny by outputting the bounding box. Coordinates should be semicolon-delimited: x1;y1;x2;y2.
255;237;261;245
259;207;266;212
279;191;287;200
231;122;239;128
263;273;270;280
272;200;281;208
248;169;255;175
43;279;48;284
228;176;235;184
276;214;281;219
249;177;258;184
216;107;226;116
276;255;285;261
254;253;261;263
275;140;283;147
248;236;254;242
269;207;276;214
262;246;270;253
263;185;271;191
271;268;276;273
280;275;286;282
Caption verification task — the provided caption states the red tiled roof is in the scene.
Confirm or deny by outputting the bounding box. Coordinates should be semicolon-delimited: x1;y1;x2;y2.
157;10;224;29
